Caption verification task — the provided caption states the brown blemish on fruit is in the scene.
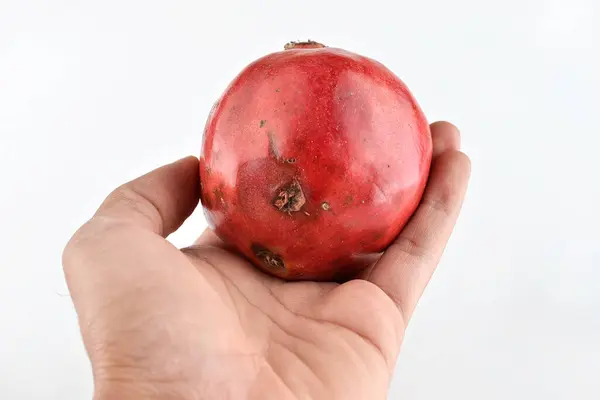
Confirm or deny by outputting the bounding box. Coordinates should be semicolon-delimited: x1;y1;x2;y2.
336;92;355;101
226;105;240;123
260;120;267;128
286;157;296;164
267;131;281;160
273;179;306;213
252;244;285;271
213;187;226;209
321;202;331;211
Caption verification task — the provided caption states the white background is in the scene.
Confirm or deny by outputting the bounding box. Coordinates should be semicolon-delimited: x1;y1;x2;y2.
1;0;599;399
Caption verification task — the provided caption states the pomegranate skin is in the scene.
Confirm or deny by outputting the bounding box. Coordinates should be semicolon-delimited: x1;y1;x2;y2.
199;42;432;281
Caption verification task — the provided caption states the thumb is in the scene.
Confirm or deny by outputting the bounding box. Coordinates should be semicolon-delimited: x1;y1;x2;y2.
62;155;200;322
61;156;202;365
94;156;200;237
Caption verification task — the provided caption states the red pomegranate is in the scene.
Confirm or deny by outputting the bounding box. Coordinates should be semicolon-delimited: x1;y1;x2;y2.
199;41;432;281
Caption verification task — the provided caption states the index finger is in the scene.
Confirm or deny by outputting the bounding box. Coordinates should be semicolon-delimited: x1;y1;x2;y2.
364;122;471;322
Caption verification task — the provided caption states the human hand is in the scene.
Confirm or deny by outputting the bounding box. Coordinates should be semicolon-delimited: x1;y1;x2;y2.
62;121;470;400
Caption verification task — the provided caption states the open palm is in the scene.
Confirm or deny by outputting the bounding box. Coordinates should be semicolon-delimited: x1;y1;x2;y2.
63;122;470;400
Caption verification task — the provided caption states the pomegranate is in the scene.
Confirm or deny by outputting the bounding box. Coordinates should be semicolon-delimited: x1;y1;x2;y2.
199;41;432;281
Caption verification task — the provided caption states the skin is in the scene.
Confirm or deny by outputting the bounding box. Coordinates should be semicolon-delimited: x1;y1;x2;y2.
200;44;432;281
62;122;470;400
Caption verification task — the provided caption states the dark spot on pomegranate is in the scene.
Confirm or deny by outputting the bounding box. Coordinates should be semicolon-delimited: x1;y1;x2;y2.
273;179;306;213
213;187;226;209
321;202;331;211
267;131;280;159
286;157;296;163
252;244;285;270
226;105;241;123
275;88;281;92
260;120;267;128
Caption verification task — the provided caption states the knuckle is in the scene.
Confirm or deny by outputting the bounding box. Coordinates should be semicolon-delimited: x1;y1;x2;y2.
102;186;164;234
61;217;122;272
388;236;427;259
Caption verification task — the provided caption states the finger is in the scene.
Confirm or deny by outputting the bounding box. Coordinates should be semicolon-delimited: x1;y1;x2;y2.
365;142;471;322
95;156;200;237
430;121;461;156
62;156;203;328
